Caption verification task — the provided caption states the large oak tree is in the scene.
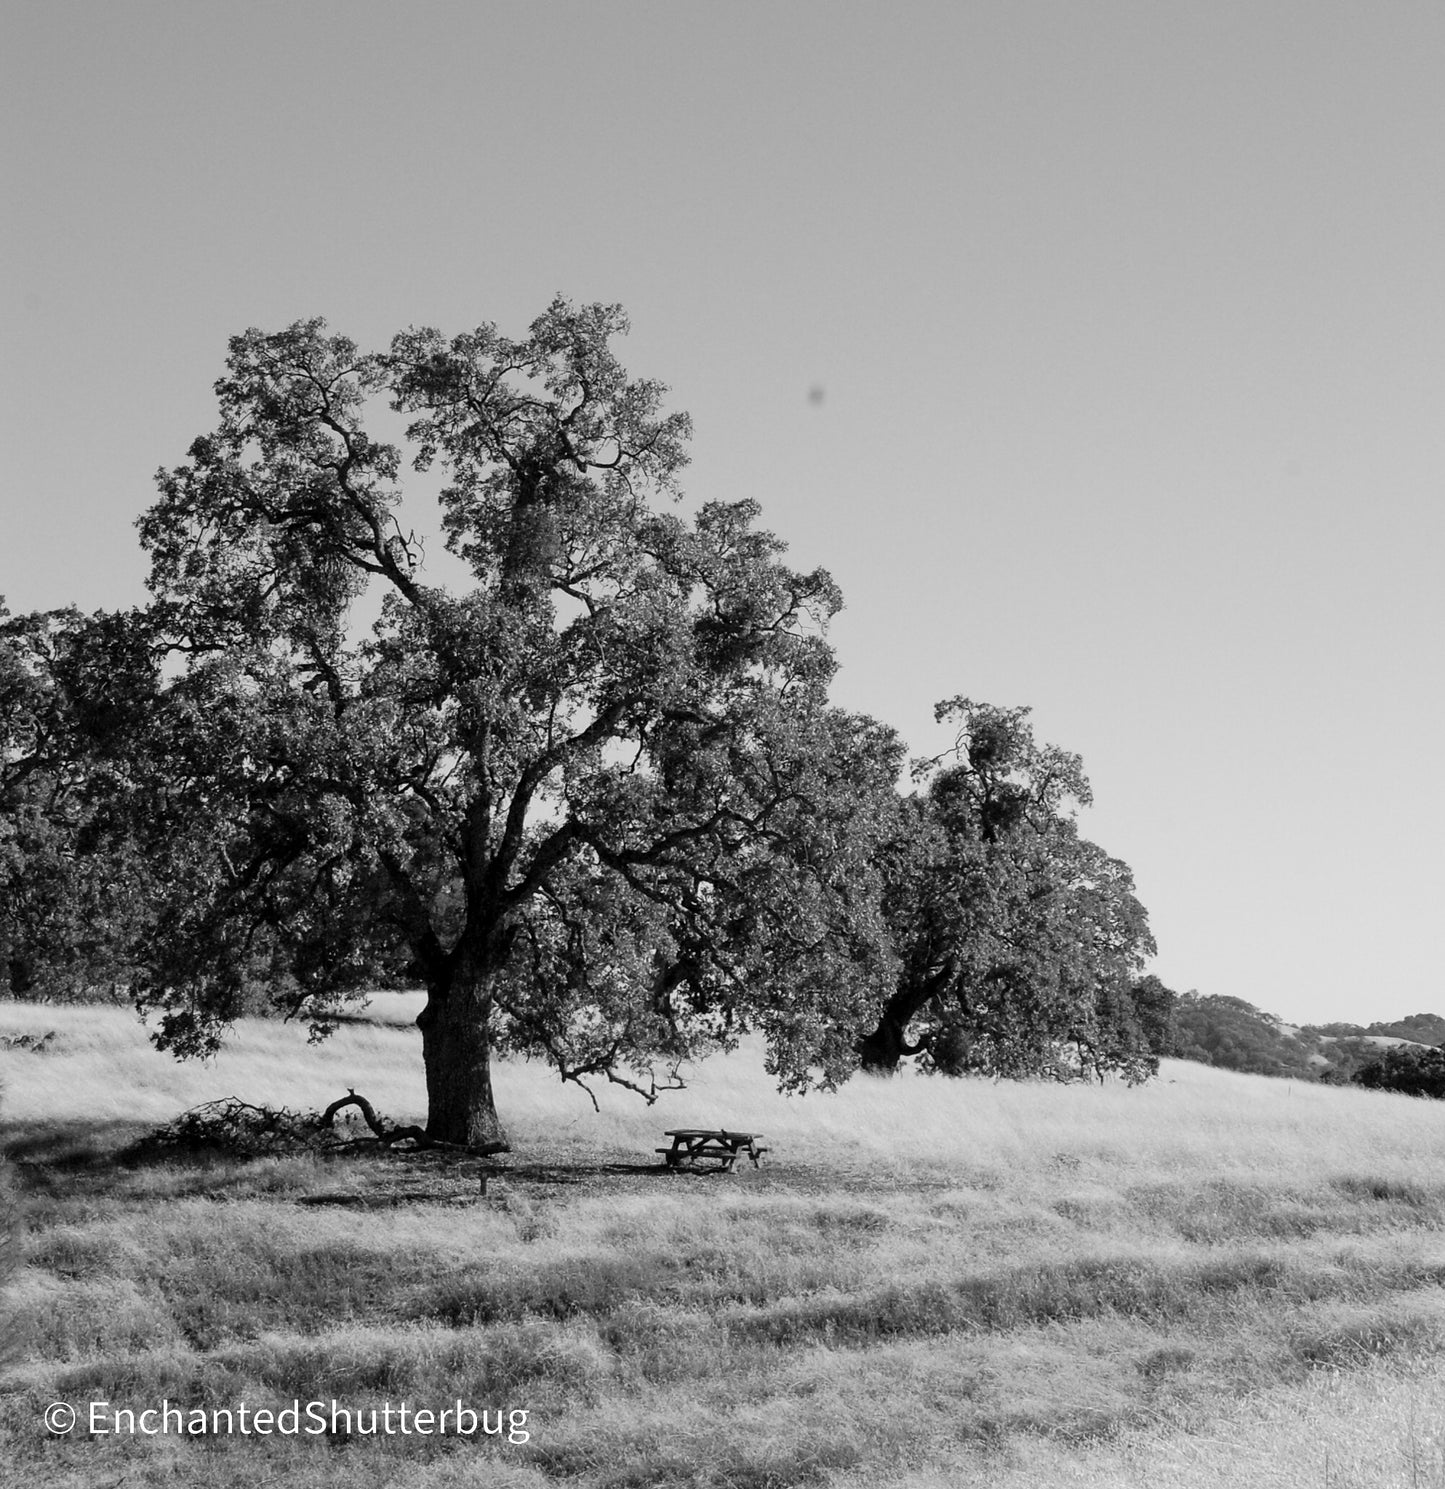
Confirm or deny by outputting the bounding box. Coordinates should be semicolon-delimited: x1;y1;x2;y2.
857;699;1161;1082
111;300;899;1146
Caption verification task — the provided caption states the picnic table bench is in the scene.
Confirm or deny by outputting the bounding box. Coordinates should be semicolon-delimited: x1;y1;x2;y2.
657;1129;768;1172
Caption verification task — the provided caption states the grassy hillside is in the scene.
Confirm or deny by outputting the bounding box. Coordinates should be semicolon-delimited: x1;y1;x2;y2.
5;997;1445;1488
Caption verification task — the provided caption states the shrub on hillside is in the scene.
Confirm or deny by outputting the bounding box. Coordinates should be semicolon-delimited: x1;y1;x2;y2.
1319;1036;1394;1083
1352;1045;1445;1099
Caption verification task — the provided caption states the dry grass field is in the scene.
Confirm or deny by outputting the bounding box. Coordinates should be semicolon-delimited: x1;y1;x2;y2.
5;995;1445;1488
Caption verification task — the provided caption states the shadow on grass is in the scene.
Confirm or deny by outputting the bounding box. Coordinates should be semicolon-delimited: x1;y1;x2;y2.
496;1158;677;1184
291;1159;669;1208
3;1114;685;1212
1;1117;152;1170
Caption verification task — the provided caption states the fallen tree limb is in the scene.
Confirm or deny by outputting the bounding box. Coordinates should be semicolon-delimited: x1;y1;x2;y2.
319;1090;509;1155
120;1093;512;1162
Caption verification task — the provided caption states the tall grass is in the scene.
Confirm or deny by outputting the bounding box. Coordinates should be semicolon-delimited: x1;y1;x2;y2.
7;996;1442;1185
6;997;1445;1487
889;1350;1445;1489
0;1076;20;1371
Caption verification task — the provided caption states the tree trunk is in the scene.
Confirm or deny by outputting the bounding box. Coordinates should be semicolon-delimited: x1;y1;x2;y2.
857;968;957;1073
417;977;510;1149
856;1010;912;1073
856;982;934;1073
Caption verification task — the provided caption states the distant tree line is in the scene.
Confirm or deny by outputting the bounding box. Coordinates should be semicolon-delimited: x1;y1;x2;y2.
1166;993;1322;1080
1306;1013;1445;1046
1152;992;1445;1092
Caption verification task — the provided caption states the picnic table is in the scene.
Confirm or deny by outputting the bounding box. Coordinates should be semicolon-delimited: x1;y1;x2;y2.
657;1129;768;1172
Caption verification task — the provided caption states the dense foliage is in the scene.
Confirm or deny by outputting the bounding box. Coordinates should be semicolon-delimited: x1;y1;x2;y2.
0;605;154;1003
1352;1045;1445;1099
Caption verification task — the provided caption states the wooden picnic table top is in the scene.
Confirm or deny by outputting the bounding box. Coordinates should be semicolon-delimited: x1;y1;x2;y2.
663;1129;763;1141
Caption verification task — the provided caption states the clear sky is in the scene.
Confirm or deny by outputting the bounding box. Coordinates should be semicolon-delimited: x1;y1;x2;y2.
4;2;1442;1026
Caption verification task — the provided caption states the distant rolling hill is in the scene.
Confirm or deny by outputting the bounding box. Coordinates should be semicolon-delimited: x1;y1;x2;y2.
1172;995;1444;1081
